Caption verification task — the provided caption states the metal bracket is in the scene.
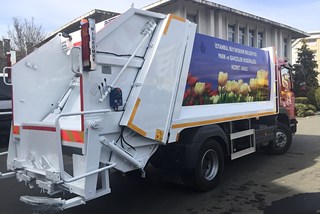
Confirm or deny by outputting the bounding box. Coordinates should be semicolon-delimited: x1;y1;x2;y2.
0;151;15;179
36;180;61;195
70;46;82;75
2;67;12;85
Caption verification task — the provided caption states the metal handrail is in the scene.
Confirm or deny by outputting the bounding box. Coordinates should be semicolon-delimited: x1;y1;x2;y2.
54;109;111;181
2;67;12;86
70;47;82;75
54;109;111;128
63;162;116;183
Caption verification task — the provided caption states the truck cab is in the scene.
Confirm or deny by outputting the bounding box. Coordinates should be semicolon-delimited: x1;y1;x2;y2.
277;59;297;133
0;73;12;143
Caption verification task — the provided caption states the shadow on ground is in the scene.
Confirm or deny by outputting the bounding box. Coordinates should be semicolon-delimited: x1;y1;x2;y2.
264;193;320;214
0;133;320;214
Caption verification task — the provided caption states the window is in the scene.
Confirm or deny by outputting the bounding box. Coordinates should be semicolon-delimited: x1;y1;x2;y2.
249;29;255;47
187;13;197;24
228;25;235;42
283;38;288;58
307;38;317;46
239;27;245;45
258;32;263;48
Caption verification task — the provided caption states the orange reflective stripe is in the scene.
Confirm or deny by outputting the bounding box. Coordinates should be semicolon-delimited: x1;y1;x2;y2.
61;130;84;144
163;14;186;35
72;131;83;143
61;130;71;142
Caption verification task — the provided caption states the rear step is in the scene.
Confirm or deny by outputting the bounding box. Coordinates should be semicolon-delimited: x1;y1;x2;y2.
20;195;85;212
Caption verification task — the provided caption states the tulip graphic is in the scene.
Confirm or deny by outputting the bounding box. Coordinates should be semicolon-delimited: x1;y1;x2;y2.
218;71;228;87
194;82;205;95
239;83;249;96
257;70;269;88
225;81;233;93
187;74;198;87
249;78;258;91
205;82;212;92
231;80;240;93
210;95;220;104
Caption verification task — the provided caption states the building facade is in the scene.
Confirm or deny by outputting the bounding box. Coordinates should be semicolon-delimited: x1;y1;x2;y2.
292;32;320;82
40;0;308;64
143;0;308;63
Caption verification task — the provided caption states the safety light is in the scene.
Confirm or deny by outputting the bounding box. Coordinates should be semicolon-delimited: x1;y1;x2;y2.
80;18;96;71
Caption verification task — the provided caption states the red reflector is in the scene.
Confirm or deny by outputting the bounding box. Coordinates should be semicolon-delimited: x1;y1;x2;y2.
22;126;56;132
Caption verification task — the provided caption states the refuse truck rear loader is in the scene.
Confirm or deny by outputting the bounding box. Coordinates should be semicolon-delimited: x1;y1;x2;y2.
0;8;296;210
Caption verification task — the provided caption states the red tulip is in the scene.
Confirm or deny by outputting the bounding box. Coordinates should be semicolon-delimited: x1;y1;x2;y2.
188;76;198;86
205;83;212;91
210;90;218;96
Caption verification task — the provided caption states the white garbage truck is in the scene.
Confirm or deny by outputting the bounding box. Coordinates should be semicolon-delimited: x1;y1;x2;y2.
1;8;296;210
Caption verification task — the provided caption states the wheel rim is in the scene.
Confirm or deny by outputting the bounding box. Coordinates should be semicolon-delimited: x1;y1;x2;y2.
201;149;219;181
275;130;287;148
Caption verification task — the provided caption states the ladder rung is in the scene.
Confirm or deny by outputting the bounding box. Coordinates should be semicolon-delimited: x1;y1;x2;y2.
230;129;255;140
231;147;256;160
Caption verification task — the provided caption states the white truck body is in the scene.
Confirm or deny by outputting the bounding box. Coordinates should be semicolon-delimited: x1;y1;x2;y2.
1;8;288;210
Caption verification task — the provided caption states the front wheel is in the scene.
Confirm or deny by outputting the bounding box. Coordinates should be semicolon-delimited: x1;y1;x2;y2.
268;122;292;155
183;139;224;192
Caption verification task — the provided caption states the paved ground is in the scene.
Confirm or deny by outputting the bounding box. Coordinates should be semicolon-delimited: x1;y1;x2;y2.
0;115;320;214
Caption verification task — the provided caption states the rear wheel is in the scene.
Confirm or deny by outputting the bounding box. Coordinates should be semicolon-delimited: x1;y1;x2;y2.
183;139;224;192
268;122;292;155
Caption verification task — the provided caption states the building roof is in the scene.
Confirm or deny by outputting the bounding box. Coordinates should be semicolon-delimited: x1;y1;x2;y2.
143;0;309;39
292;31;320;47
37;0;309;48
37;9;119;47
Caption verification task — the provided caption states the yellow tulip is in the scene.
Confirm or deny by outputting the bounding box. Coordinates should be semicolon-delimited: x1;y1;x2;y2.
249;78;258;91
230;80;239;93
194;82;205;95
225;81;233;93
239;83;249;96
257;70;269;88
218;71;228;87
210;95;220;104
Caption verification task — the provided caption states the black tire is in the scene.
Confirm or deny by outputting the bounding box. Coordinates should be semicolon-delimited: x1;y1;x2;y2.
268;122;292;155
183;139;224;192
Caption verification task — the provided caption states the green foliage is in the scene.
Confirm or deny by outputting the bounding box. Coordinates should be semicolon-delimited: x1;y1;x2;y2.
307;87;317;107
306;104;317;112
295;103;315;117
295;97;308;104
315;88;320;110
293;39;319;97
305;110;315;116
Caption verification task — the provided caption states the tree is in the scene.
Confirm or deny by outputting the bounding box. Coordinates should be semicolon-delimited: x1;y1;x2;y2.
7;17;46;60
293;39;319;97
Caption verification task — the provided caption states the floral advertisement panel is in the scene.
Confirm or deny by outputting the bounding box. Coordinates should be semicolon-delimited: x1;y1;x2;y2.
183;33;271;106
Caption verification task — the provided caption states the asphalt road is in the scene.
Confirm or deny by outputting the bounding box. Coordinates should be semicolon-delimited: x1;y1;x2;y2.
1;115;320;214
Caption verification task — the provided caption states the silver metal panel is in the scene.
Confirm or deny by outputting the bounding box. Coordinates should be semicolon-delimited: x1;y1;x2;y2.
0;100;12;109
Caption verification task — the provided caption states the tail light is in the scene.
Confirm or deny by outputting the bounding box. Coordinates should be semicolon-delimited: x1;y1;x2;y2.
80;18;96;71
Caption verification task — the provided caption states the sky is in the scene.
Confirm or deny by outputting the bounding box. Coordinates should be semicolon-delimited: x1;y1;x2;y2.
0;0;319;38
